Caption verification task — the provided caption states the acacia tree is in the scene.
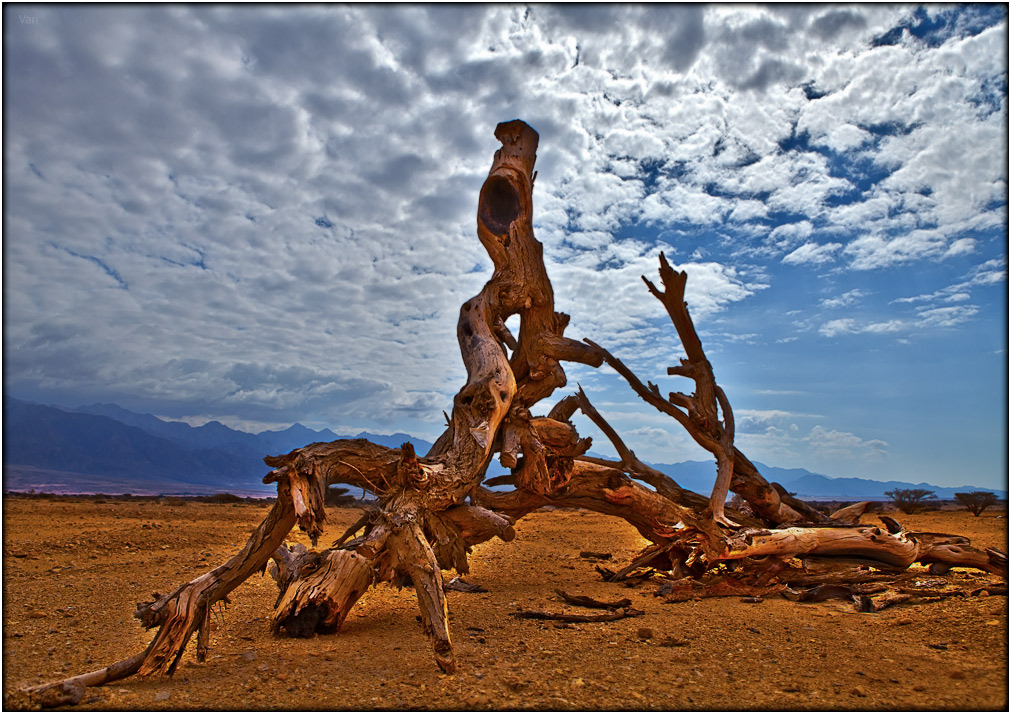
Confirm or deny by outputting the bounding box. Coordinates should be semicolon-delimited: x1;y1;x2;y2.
954;491;999;517
885;488;937;514
22;120;1008;708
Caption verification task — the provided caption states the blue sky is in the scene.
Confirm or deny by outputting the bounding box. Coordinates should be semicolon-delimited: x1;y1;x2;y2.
3;4;1007;489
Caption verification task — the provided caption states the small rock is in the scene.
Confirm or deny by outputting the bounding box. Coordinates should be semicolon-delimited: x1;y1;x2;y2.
741;596;763;604
241;650;257;662
851;686;867;697
35;682;85;708
658;637;689;647
985;620;1000;626
895;618;914;625
913;684;926;692
636;627;653;640
28;610;48;619
949;670;967;680
571;677;585;687
463;692;489;708
155;690;170;701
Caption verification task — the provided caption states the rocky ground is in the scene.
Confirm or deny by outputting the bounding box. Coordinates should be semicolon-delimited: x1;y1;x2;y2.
3;497;1008;710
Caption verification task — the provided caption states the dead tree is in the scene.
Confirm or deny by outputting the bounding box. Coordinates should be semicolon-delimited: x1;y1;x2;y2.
22;119;1007;708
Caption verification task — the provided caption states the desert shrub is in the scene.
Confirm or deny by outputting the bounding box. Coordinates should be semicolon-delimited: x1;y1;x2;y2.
885;488;936;514
325;485;356;507
207;493;243;504
954;491;999;517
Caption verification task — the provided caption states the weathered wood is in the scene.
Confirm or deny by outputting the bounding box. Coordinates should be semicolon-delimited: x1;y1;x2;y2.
270;548;373;637
387;520;455;673
25;466;319;703
445;577;489;593
829;501;870;524
720;525;920;568
573;385;762;526
657;576;786;603
511;608;644;623
25;647;152;707
553;589;632;610
910;533;1006;575
134;472;314;676
583;336;817;527
24;118;1008;707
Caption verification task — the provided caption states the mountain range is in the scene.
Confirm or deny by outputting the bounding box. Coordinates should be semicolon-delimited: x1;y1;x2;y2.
2;396;1005;501
2;396;431;497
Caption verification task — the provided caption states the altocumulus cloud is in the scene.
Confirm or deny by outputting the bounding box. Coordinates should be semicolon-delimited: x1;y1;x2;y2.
3;4;1007;452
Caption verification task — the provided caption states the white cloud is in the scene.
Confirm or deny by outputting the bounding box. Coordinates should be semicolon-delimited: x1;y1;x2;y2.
967;258;1009;287
820;289;867;309
818;301;979;337
783;241;843;265
2;4;1006;442
768;220;813;250
819;318;904;337
807;425;889;460
916;304;980;328
735;409;821;434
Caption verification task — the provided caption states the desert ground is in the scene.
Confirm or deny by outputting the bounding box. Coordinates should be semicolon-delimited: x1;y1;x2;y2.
3;496;1008;711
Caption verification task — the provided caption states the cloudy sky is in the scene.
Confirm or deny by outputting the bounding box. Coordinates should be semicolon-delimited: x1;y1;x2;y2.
4;4;1007;489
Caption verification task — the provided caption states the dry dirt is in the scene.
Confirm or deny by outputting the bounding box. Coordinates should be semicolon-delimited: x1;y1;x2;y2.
3;497;1008;711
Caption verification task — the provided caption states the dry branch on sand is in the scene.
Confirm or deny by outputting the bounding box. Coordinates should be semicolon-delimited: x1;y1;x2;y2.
19;120;1007;708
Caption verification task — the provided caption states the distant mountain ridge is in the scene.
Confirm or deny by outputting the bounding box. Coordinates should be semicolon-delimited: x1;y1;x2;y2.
649;458;1006;501
2;396;1005;500
3;396;432;496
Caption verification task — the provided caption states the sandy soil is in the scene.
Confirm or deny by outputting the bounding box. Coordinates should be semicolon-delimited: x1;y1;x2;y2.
3;498;1008;711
